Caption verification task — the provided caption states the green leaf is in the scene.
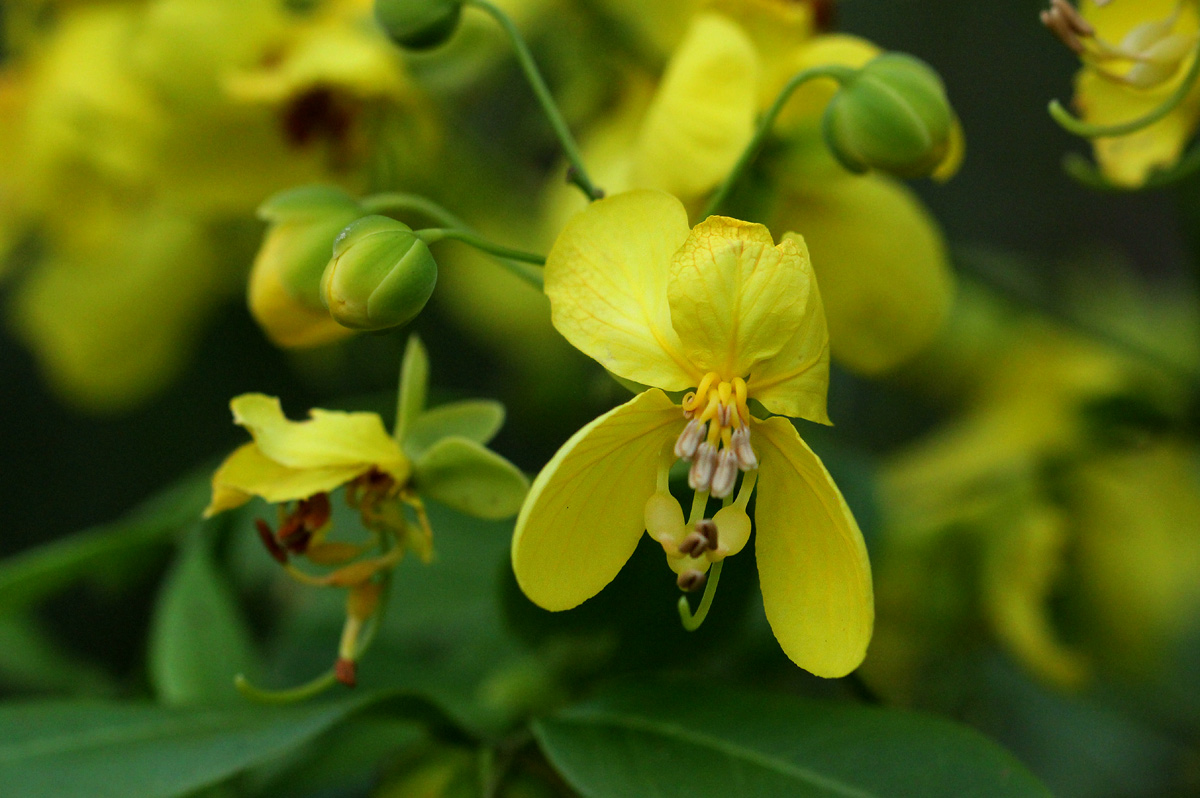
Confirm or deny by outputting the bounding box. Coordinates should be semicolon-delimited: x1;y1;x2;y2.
0;473;209;611
534;682;1051;798
395;334;430;443
0;692;449;798
148;529;259;706
404;399;506;459
0;616;113;694
414;437;529;520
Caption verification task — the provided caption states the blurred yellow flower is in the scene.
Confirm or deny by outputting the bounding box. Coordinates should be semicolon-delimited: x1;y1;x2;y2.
1056;0;1200;187
511;190;873;678
1;0;434;410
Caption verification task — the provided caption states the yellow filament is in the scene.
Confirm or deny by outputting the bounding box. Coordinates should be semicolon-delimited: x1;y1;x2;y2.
721;427;732;449
718;381;732;406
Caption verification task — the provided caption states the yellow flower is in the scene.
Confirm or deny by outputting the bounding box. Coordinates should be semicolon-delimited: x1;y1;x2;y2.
205;393;411;519
511;190;873;678
1061;0;1200;187
546;6;956;375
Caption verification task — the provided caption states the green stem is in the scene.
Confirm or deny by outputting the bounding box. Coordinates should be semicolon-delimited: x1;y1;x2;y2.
360;192;469;227
677;559;723;631
703;64;858;218
234;670;339;705
417;228;546;288
418;228;546;264
1048;42;1200;139
466;0;603;201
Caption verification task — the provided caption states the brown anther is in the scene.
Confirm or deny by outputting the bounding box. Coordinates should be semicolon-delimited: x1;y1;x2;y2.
677;569;707;592
300;493;331;531
678;531;708;557
255;519;288;565
695;518;719;551
334;657;357;687
1041;0;1094;54
710;449;739;499
688;442;718;491
674;419;706;462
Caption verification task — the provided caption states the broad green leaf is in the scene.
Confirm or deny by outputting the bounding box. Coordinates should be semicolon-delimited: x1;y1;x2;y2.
534;682;1051;798
0;473;209;610
414;437;529;520
0;616;112;694
395;335;430;443
148;530;258;706
403;400;506;459
0;693;443;798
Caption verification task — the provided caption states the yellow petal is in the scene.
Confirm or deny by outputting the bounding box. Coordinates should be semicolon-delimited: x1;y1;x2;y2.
668;220;830;423
1075;67;1200;188
204;443;363;516
230;394;409;483
754;416;873;678
512;389;684;611
771;172;953;375
744;234;830;424
630;12;759;201
544;190;702;390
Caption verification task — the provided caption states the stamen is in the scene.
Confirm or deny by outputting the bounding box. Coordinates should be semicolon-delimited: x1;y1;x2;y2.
1041;0;1094;54
255;519;288;564
695;518;719;551
677;532;708;557
710;449;739;499
674;419;706;461
677;569;707;592
689;442;718;491
731;425;758;471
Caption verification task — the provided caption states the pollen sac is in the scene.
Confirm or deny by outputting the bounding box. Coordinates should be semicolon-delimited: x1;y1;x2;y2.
674;418;706;461
731;426;758;471
689;442;718;491
710;448;739;499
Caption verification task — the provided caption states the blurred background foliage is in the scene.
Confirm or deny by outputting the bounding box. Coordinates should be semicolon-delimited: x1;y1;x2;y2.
2;0;1200;796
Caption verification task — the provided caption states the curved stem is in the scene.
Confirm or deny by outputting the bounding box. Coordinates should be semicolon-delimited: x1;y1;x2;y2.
417;228;546;265
677;559;723;631
466;0;603;201
703;64;858;218
234;670;339;705
360;192;469;228
1049;41;1200;139
417;228;545;288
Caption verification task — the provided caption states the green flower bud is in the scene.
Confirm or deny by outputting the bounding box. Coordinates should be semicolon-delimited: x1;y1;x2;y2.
374;0;463;50
321;215;438;331
249;185;364;348
822;53;961;180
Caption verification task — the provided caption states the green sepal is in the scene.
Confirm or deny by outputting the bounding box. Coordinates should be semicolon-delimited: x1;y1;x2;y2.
404;400;506;459
395;334;430;443
257;184;361;224
375;0;464;51
414;437;529;520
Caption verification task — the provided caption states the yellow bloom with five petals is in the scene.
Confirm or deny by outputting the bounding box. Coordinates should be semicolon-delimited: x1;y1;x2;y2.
512;190;873;678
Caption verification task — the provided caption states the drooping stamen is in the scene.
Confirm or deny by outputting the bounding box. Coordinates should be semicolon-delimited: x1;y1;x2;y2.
1041;0;1094;54
677;569;707;592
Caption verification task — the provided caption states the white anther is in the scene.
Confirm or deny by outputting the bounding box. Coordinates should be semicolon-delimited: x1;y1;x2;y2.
674;419;706;461
688;442;718;491
716;402;733;428
710;449;739;499
731;426;758;471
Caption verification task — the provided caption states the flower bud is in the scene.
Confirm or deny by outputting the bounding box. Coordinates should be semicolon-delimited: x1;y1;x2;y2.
248;186;364;348
321;215;438;331
375;0;463;50
822;53;961;180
